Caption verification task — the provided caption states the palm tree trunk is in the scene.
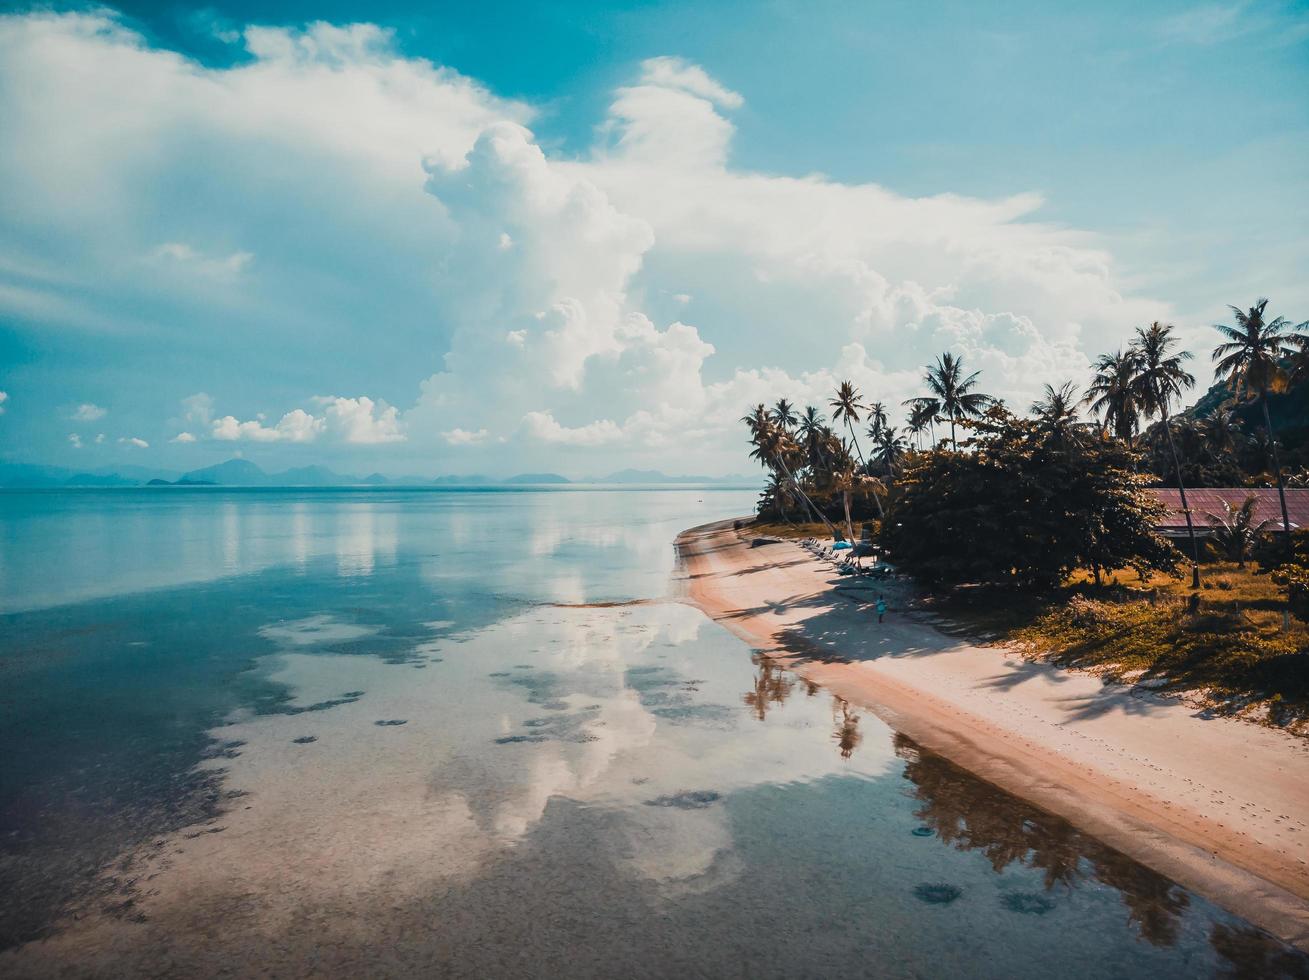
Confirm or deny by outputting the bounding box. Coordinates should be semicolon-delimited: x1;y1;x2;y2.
1161;410;1201;588
846;422;886;518
774;455;836;538
842;490;856;548
846;423;865;467
1262;394;1293;564
949;417;957;450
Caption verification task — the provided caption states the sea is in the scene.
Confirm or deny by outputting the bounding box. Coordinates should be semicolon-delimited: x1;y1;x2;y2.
1;487;1305;977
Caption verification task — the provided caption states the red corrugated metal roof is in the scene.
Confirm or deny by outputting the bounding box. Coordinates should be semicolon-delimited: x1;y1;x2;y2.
1150;488;1309;532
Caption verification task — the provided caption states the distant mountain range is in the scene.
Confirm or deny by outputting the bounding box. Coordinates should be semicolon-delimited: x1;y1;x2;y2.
0;459;759;488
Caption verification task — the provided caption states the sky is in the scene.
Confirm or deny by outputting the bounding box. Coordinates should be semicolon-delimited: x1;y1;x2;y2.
0;0;1306;477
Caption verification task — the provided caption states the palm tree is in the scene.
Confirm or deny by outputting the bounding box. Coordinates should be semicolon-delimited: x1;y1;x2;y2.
865;401;889;443
876;426;907;475
830;381;866;464
830;380;886;517
1204;495;1273;568
744;407;819;525
905;399;938;450
1130;322;1200;587
1085;349;1141;445
1212;299;1308;562
1030;381;1083;451
798;405;828;471
920;352;991;449
771;398;798;431
1203;410;1243;462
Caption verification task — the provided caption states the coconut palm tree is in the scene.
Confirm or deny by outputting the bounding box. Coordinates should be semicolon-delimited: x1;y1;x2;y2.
1212;299;1308;561
1130;322;1200;587
830;381;886;517
1203;410;1244;462
1030;381;1083;451
865;401;889;443
876;426;907;475
797;405;828;472
829;381;866;464
919;352;991;449
771;398;799;431
1204;495;1273;568
1085;349;1142;445
905;399;938;450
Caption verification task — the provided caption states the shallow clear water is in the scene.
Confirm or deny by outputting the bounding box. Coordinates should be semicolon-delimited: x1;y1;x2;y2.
1;488;1305;978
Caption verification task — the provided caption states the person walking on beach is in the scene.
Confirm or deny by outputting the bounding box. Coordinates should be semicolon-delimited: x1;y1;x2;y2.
875;595;887;624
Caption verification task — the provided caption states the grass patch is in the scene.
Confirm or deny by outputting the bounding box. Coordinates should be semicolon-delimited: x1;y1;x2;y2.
924;562;1309;732
747;520;854;542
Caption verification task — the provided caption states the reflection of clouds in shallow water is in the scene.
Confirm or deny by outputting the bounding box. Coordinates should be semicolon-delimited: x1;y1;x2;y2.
257;614;379;648
127;603;895;922
334;504;397;578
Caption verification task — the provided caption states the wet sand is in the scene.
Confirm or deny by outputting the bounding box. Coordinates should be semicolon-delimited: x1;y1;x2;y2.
676;519;1309;951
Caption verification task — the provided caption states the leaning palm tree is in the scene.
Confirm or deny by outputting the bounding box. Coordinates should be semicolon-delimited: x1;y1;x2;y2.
1031;381;1083;451
744;411;829;531
1131;322;1200;587
1212;299;1308;562
1085;349;1142;445
920;352;991;449
1205;495;1273;568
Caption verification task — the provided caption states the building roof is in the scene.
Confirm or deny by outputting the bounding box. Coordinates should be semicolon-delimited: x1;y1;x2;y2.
1149;488;1309;533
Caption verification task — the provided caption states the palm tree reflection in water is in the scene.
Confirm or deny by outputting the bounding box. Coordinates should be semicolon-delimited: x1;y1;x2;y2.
832;698;862;760
732;661;1301;972
892;733;1300;967
742;654;795;722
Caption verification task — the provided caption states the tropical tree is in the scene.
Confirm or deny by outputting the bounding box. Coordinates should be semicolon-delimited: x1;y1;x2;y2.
1030;381;1083;451
906;400;937;450
1203;410;1244;463
865;401;889;443
771;398;798;431
1131;322;1201;587
875;426;908;475
1212;299;1308;562
1204;495;1273;567
829;381;866;463
830;380;886;517
1085;349;1141;445
917;352;991;449
882;406;1176;588
797;405;829;471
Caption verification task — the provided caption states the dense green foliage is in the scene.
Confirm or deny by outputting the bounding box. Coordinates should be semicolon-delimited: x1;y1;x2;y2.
881;408;1176;588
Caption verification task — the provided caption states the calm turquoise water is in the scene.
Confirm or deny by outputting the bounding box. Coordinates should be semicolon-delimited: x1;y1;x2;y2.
1;488;1305;978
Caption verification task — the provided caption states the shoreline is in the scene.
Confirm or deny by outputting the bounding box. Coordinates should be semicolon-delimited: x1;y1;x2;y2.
675;518;1309;952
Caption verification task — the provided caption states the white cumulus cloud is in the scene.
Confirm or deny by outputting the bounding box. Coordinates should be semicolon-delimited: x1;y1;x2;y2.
442;427;488;445
119;436;148;448
521;412;623;446
71;402;106;421
0;13;1186;474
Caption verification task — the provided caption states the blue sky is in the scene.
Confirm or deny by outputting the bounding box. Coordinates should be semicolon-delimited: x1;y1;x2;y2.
1;0;1306;475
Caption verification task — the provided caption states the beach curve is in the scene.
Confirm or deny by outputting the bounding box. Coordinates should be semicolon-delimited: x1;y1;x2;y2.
675;518;1309;952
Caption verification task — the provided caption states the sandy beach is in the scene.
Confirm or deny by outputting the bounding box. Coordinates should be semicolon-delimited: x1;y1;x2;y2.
676;518;1309;951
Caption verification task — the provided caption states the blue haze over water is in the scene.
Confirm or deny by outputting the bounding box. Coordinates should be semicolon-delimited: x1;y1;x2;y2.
0;488;1305;977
